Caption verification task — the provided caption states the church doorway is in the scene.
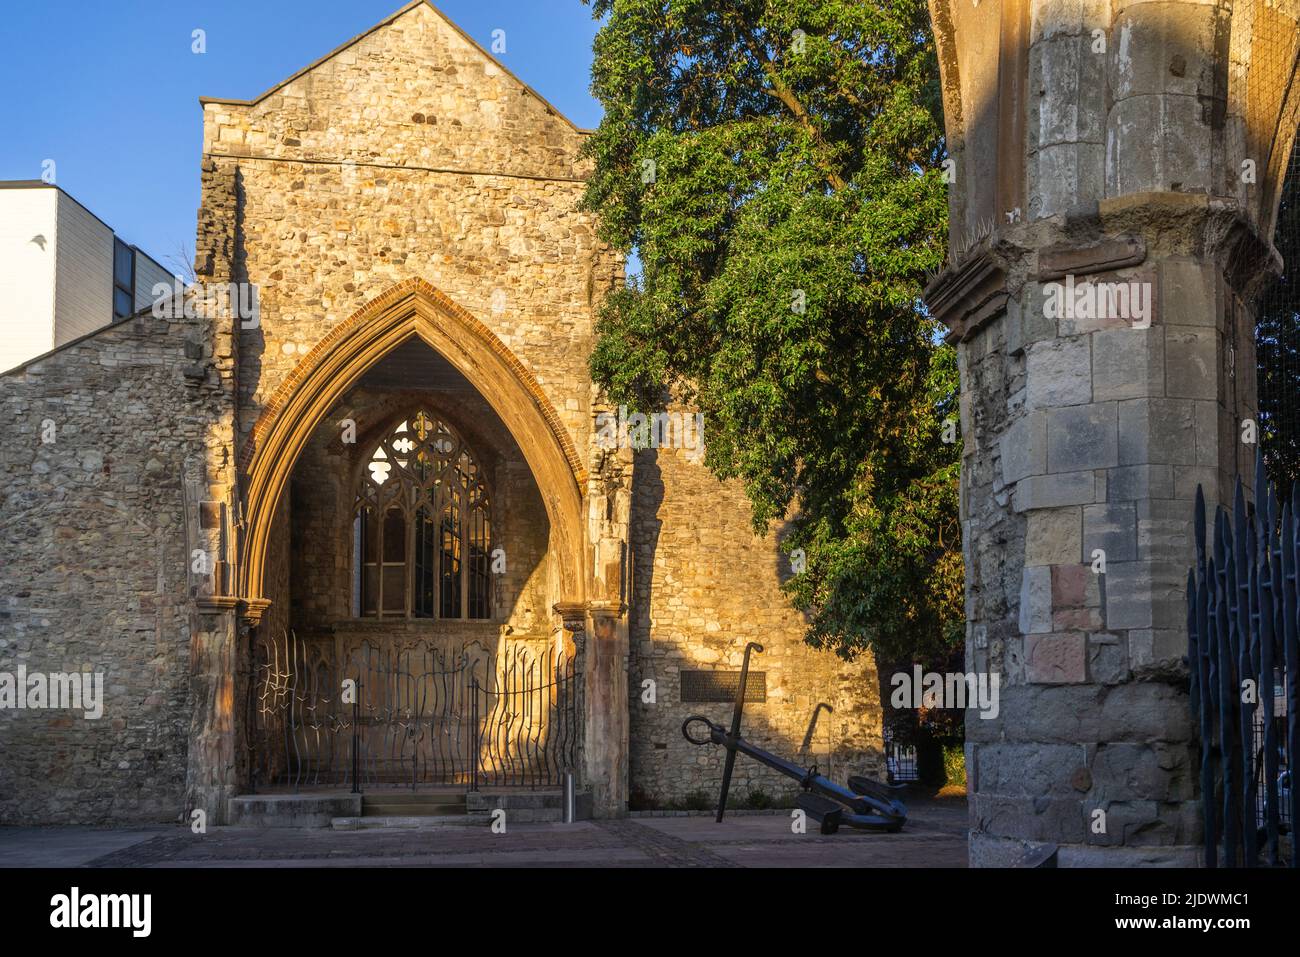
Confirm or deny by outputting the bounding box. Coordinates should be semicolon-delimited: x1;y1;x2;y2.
241;320;585;794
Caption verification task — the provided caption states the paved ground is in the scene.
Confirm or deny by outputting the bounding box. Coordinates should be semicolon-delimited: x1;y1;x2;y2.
0;797;966;868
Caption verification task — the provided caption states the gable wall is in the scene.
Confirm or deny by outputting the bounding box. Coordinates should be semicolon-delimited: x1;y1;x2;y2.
201;2;621;472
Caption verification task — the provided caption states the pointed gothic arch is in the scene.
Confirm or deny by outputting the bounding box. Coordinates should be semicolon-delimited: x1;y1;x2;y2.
237;278;586;617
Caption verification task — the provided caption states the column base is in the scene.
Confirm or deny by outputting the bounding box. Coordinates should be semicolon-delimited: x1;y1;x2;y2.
970;831;1204;867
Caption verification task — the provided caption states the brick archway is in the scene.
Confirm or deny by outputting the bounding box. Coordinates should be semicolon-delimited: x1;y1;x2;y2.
237;278;587;616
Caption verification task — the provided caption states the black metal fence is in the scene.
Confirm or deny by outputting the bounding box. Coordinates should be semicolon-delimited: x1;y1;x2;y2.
1187;454;1297;867
249;633;580;793
883;725;919;784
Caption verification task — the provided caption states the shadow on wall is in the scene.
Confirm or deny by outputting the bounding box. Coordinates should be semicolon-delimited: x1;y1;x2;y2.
627;447;884;811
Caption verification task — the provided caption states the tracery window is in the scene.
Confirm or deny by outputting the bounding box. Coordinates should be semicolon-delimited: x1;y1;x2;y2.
353;411;492;619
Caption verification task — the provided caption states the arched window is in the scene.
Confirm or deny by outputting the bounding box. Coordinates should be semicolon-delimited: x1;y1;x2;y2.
353;411;492;619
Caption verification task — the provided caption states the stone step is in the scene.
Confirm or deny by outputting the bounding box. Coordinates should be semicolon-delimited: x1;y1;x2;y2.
362;792;467;817
362;791;465;804
332;814;491;831
464;790;561;811
464;790;588;823
229;793;362;827
362;802;466;817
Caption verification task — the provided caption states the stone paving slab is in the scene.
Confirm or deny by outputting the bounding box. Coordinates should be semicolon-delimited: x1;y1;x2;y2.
0;828;167;867
0;799;967;868
631;800;968;868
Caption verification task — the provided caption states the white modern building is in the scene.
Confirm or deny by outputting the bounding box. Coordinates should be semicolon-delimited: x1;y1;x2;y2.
0;181;172;372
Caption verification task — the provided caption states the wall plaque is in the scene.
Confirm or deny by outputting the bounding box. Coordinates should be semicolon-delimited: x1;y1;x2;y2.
680;670;766;703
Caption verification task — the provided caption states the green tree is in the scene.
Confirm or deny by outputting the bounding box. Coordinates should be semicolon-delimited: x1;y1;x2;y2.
580;0;960;663
1257;142;1300;489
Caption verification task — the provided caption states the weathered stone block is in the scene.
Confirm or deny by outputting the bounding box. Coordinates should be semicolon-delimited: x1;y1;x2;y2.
1092;326;1163;401
1087;632;1130;684
1107;464;1174;501
1047;402;1118;471
1004;297;1026;357
1098;683;1193;743
976;742;1088;797
1106;95;1162;195
1026;507;1082;565
1090;742;1194;802
1034;143;1107;221
1013;470;1100;511
1020;283;1059;349
1117;397;1198;466
1026;335;1091;409
1164;327;1217;399
1193;399;1219;466
1083;502;1137;563
1128;628;1188;674
1104;561;1188;630
1054;605;1103;630
1173;465;1217;503
1035;36;1083;148
1136;498;1192;563
1056;276;1149;336
1025;632;1088;683
1155;94;1215;194
1052;563;1100;607
1159;258;1218;329
974;793;1089;844
1000;410;1048;483
1086;800;1162;846
1031;0;1084;43
1020;565;1054;634
1110;3;1218;102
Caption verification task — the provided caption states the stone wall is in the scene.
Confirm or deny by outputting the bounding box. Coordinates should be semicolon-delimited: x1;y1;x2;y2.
952;237;1253;864
199;1;621;467
628;443;883;807
927;0;1278;864
0;313;220;824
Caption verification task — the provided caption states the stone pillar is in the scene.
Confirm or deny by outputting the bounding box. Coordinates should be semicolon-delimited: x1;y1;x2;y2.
185;600;240;825
927;0;1290;864
569;409;635;817
584;604;630;816
555;600;628;817
183;152;246;823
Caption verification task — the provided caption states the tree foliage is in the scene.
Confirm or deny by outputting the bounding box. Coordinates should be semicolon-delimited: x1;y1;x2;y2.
580;0;960;663
1258;145;1300;489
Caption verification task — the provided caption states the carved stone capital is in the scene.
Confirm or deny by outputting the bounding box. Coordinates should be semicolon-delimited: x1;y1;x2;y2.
240;597;273;627
196;595;242;615
923;251;1009;344
553;601;587;633
587;600;625;620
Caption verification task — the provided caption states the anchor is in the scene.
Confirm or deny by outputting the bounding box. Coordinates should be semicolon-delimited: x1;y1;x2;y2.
682;641;907;834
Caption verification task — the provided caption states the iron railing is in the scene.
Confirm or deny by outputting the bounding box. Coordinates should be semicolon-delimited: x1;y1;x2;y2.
248;632;580;793
1187;452;1297;867
883;725;919;784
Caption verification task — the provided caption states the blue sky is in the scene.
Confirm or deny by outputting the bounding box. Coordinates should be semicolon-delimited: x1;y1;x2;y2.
0;1;603;271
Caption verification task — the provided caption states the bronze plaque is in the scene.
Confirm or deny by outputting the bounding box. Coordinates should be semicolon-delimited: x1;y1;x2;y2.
680;670;766;703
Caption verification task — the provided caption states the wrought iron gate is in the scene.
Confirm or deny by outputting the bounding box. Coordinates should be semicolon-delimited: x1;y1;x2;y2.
1187;452;1297;867
248;632;581;792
